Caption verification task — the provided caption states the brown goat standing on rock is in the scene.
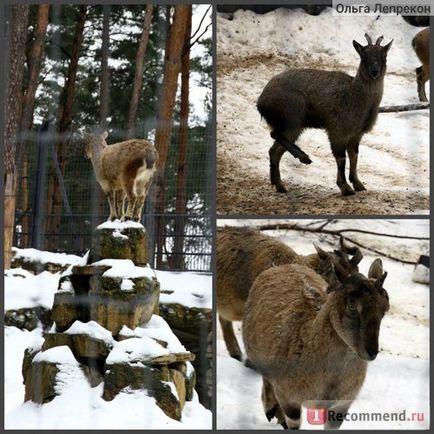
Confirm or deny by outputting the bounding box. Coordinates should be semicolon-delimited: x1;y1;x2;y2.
412;27;430;102
243;259;389;429
217;226;362;361
257;34;392;196
83;131;157;222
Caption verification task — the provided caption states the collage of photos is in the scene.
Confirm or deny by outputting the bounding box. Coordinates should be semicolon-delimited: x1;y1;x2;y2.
2;1;431;431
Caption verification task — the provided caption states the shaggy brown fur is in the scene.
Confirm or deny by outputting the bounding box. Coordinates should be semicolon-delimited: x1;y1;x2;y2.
412;28;430;102
83;131;158;222
217;226;362;360
242;261;389;429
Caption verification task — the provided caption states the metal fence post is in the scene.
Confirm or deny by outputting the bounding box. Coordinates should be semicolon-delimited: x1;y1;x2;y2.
31;122;49;249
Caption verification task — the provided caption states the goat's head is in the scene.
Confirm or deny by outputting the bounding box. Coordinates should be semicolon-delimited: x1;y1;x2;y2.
353;34;393;81
328;258;389;361
314;240;362;284
82;130;108;159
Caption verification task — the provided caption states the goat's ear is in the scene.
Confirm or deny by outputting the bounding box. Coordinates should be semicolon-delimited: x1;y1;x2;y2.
353;40;364;55
383;39;393;54
101;131;108;139
368;258;383;280
313;243;328;260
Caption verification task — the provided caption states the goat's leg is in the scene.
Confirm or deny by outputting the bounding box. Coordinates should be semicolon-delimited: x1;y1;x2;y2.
121;183;137;222
416;66;428;102
269;141;288;193
132;194;145;222
218;315;242;361
347;140;366;192
106;191;117;221
114;190;124;219
270;129;312;165
324;403;351;430
331;145;354;196
262;378;287;427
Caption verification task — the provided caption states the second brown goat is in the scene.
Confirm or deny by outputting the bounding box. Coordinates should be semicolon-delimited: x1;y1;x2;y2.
217;226;362;361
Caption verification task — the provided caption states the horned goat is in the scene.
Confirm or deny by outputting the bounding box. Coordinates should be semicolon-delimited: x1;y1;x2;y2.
242;260;389;429
257;34;392;195
217;226;362;361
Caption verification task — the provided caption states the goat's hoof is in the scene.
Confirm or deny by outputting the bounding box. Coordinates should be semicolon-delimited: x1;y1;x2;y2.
275;183;287;193
299;154;312;165
340;184;355;196
265;405;279;422
353;180;367;191
230;353;242;362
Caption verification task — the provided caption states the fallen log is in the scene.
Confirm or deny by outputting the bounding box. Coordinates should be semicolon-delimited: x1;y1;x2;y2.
379;102;429;113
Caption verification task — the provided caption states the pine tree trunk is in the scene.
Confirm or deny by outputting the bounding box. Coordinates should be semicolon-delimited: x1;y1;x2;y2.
154;5;190;269
100;4;110;129
19;4;50;248
49;5;87;250
126;4;154;139
4;5;30;268
172;6;192;270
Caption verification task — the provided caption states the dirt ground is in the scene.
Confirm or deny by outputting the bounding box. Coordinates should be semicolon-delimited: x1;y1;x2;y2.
216;53;430;216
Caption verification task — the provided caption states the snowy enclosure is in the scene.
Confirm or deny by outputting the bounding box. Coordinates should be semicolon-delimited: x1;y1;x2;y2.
217;8;429;215
4;247;212;429
216;219;429;429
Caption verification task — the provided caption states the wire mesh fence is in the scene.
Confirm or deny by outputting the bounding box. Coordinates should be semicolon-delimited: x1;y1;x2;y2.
13;123;212;272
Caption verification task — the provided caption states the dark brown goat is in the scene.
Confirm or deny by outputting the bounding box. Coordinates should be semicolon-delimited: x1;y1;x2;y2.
412;28;430;102
257;34;392;195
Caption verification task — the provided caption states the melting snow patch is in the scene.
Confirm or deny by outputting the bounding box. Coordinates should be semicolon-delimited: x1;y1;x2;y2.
121;278;135;291
64;320;114;344
92;259;154;280
97;219;144;230
33;346;79;366
119;315;186;353
12;247;83;267
157;271;212;309
106;336;169;365
4;270;60;311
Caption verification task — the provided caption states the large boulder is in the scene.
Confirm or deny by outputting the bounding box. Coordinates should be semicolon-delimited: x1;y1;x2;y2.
51;262;159;335
90;222;150;266
24;346;82;404
5;306;52;331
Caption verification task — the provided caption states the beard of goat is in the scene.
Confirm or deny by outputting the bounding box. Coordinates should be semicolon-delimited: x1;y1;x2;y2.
257;34;393;196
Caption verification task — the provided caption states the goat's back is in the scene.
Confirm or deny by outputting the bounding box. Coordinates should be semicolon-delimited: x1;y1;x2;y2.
413;27;430;65
243;264;327;373
101;139;157;178
217;227;298;321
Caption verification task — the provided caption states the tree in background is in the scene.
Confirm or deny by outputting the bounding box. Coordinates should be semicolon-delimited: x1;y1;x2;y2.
4;5;30;268
154;5;190;268
172;6;192;269
126;4;154;139
18;4;50;246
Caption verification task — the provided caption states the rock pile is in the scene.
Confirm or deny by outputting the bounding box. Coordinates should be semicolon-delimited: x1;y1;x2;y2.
21;223;196;421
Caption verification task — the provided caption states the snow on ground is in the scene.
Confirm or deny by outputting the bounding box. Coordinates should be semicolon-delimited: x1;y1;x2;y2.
5;338;211;430
4;269;60;311
217;8;429;215
217;219;429;429
12;248;83;267
4;254;212;429
157;270;212;309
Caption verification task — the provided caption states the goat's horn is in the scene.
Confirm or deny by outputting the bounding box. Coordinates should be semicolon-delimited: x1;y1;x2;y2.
364;33;373;45
350;247;363;266
375;35;384;46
